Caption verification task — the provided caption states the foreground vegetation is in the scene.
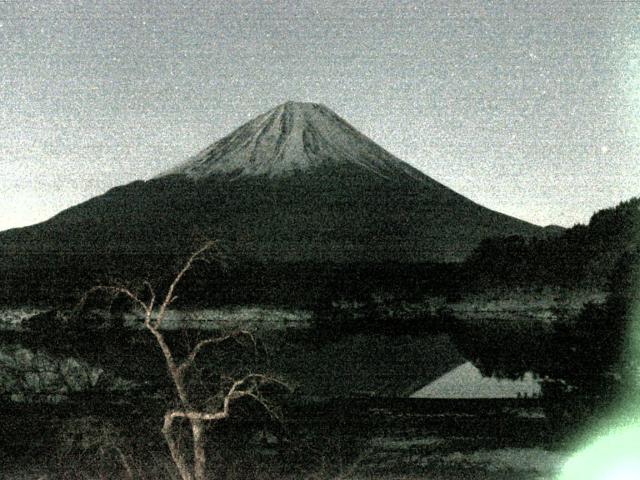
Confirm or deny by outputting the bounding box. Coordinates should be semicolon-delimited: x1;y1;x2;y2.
1;393;569;479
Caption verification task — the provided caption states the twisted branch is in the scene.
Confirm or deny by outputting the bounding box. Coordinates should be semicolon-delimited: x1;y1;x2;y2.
177;330;255;376
155;241;216;329
71;240;287;480
165;373;288;424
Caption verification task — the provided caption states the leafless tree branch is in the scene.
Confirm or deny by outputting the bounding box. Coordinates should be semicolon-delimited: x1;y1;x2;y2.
155;240;216;329
68;240;287;480
177;330;255;376
73;285;152;322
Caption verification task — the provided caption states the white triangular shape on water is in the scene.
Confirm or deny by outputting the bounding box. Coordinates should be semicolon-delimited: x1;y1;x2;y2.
410;361;541;399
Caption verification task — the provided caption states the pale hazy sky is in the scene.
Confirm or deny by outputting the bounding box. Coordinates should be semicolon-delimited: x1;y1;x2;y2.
1;0;639;231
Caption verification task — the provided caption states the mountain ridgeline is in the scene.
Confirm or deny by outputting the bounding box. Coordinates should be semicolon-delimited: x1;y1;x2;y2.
0;101;571;304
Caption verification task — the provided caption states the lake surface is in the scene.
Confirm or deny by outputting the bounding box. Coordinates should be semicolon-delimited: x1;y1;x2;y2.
1;306;545;402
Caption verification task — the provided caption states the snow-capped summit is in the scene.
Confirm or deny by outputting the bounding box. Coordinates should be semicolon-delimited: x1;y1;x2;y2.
160;101;423;181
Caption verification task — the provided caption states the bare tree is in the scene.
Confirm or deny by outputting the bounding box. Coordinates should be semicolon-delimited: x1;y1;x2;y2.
76;241;287;480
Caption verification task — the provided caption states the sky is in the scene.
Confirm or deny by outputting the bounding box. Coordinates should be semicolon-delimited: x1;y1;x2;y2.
1;0;639;231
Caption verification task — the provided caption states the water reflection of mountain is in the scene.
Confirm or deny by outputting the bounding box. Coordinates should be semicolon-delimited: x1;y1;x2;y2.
411;361;541;399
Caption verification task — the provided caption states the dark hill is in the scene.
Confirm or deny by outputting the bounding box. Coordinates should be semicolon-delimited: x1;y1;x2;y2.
463;197;640;289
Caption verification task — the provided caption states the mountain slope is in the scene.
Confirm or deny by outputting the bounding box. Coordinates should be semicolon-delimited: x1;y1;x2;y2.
0;102;543;263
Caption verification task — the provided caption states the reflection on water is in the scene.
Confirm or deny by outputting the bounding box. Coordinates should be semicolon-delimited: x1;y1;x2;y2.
410;361;541;399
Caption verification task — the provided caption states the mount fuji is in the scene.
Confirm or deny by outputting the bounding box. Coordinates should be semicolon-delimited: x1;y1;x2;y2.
1;102;544;274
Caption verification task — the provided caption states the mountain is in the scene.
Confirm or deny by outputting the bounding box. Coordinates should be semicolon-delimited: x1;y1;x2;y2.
0;102;547;302
161;101;435;183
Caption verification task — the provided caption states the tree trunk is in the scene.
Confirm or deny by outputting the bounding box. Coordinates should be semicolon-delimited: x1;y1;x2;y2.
192;418;207;480
163;414;195;480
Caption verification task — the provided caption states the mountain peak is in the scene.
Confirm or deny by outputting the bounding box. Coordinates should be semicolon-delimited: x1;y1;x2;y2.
278;100;326;110
159;102;422;180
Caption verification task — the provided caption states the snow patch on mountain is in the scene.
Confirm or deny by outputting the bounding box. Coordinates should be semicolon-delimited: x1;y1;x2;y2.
159;101;427;182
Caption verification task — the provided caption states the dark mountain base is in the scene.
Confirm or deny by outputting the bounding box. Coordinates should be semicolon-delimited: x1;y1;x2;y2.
0;253;463;307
